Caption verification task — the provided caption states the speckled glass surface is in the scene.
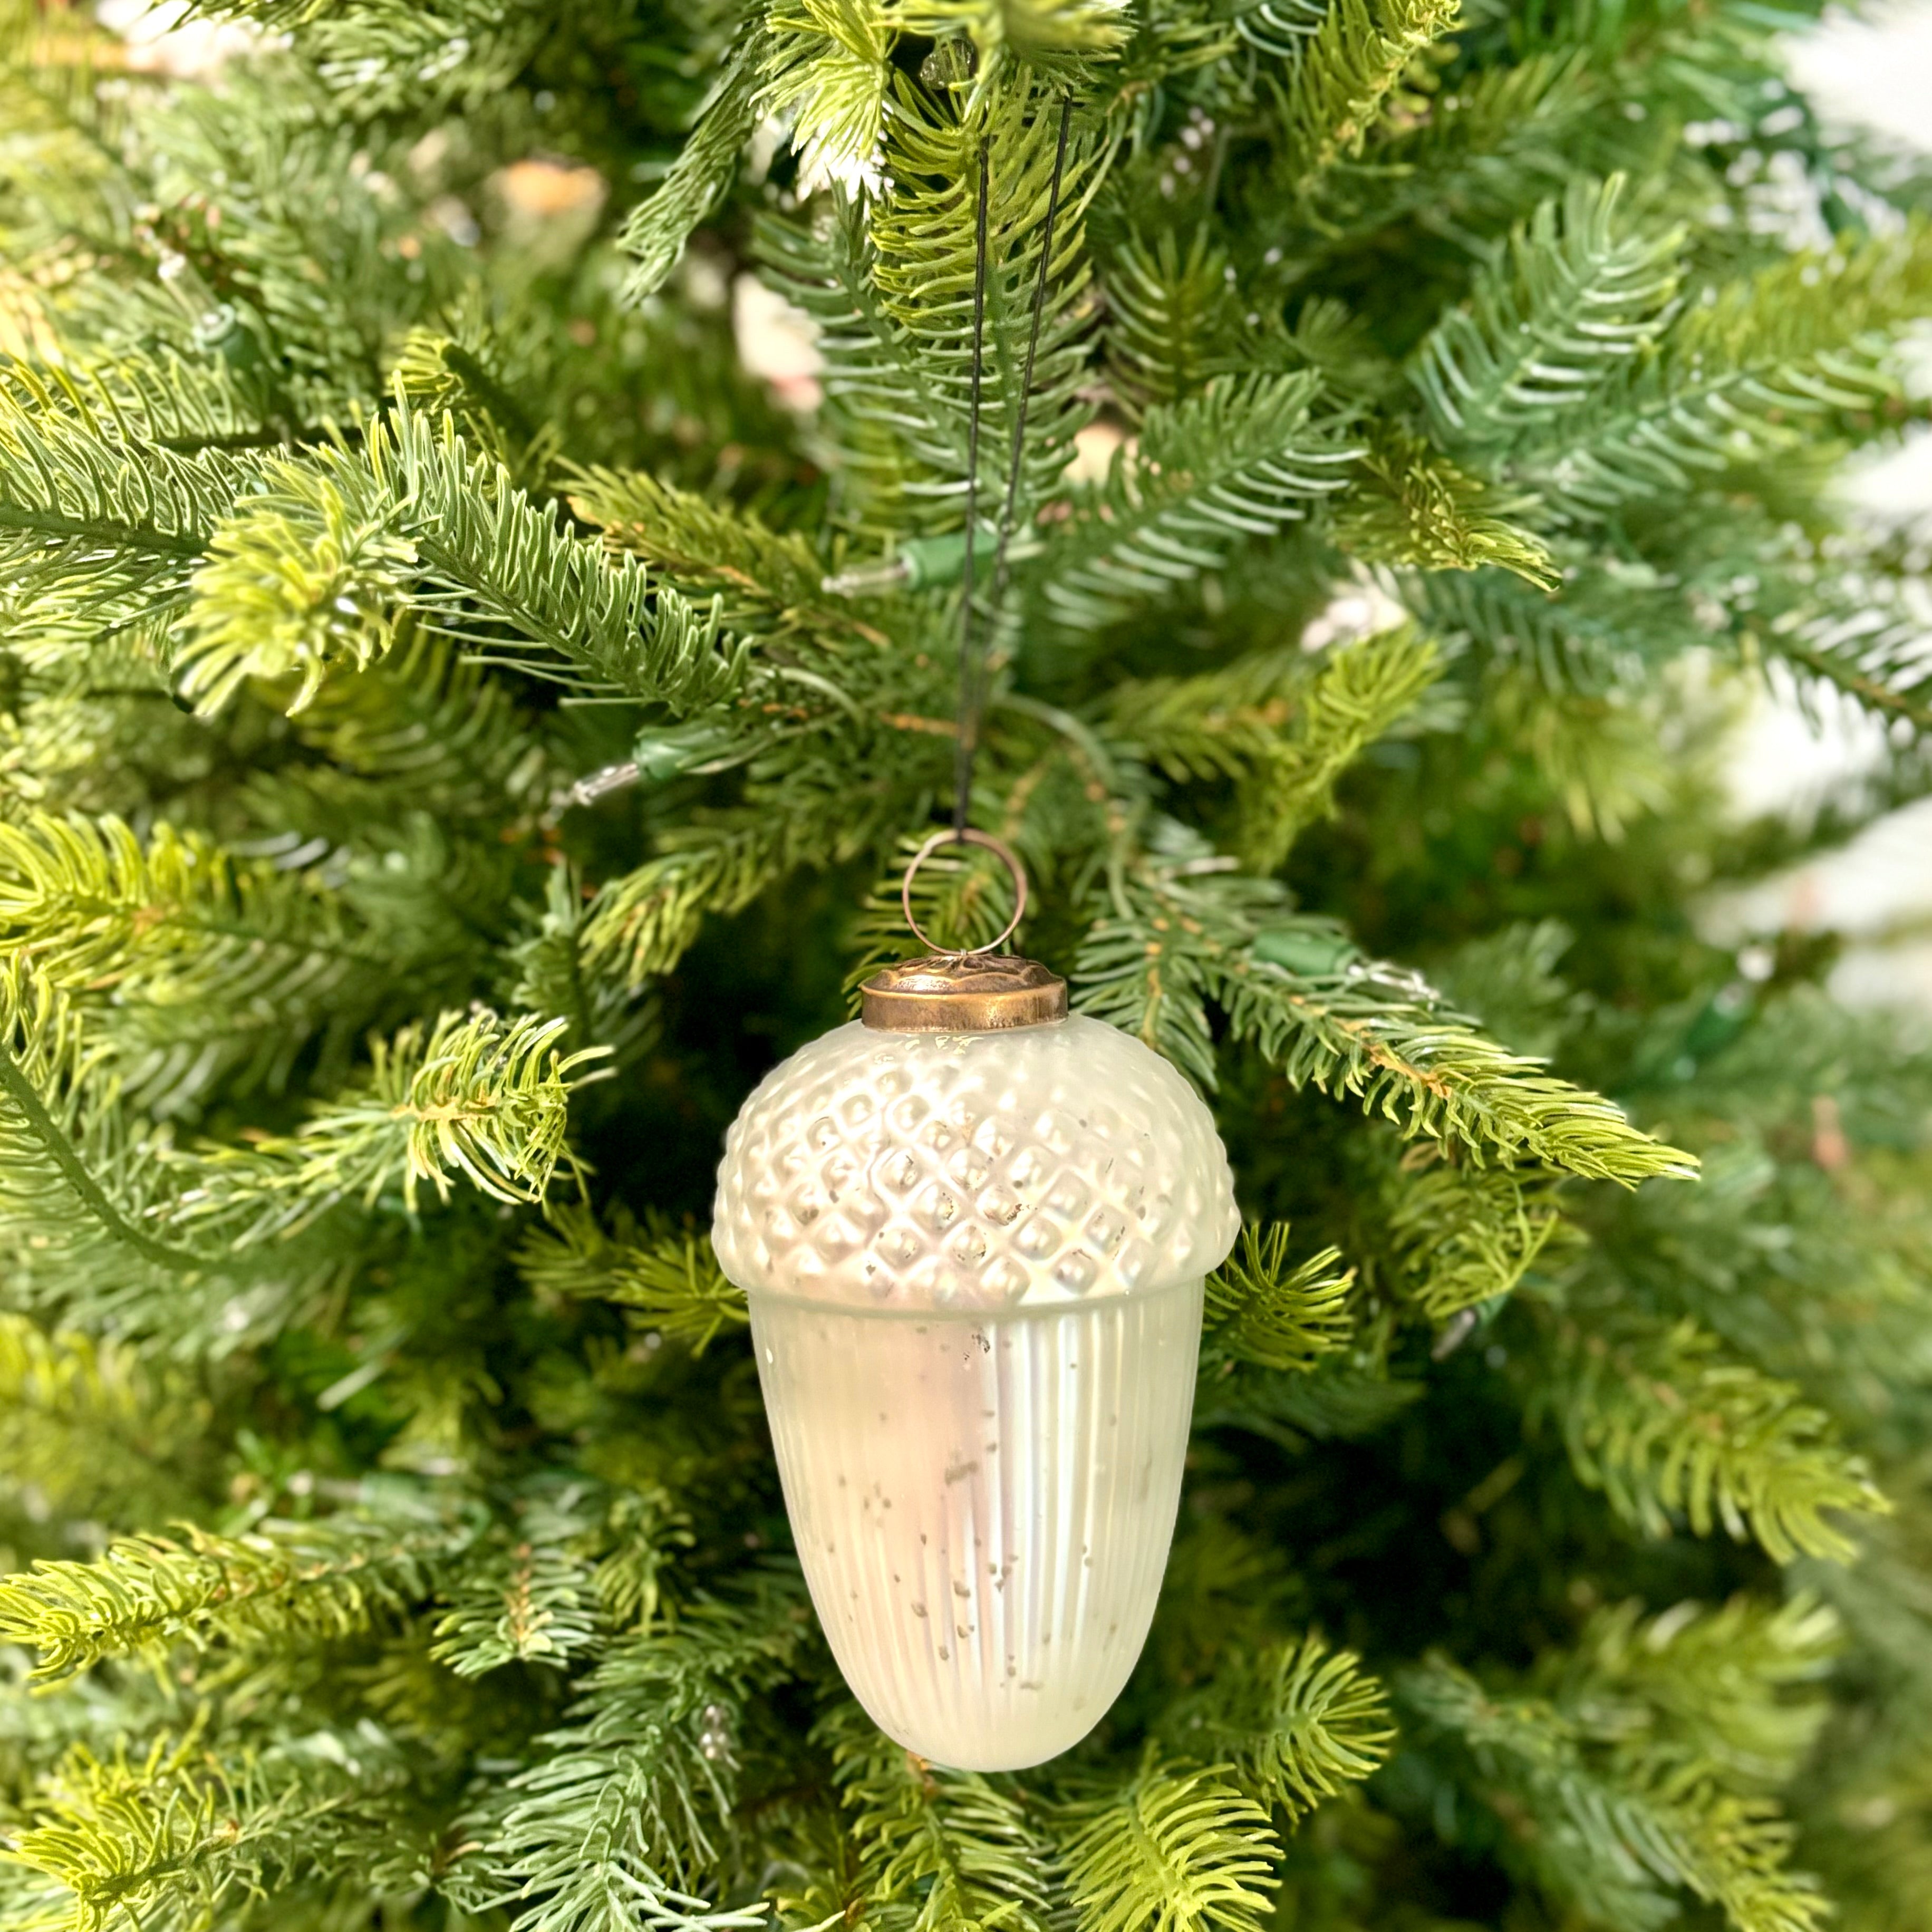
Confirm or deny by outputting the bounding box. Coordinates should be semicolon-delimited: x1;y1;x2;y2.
751;1283;1202;1770
712;1015;1239;1313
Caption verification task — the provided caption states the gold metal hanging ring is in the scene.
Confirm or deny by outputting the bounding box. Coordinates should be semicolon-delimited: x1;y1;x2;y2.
901;828;1028;957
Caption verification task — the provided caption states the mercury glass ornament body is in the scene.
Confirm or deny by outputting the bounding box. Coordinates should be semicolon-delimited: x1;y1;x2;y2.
712;955;1239;1771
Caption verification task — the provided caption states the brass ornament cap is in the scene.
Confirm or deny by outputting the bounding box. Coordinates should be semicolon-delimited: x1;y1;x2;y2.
860;953;1068;1033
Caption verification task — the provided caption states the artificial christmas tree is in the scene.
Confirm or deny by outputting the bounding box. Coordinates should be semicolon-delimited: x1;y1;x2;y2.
0;1;1928;1929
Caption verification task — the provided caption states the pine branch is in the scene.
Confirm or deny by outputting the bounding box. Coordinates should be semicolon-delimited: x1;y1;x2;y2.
0;958;202;1276
771;1802;871;1932
1104;648;1315;788
1225;0;1329;57
1213;938;1697;1184
0;1313;208;1527
465;1578;813;1932
1379;1150;1568;1321
1073;844;1285;1090
1540;1595;1840;1790
180;1008;605;1228
1057;1751;1282;1932
900;0;1135;75
582;773;909;991
0;57;442;418
1269;0;1461;197
582;831;790;995
867;64;1105;512
1515;224;1932;521
1401;555;1665;696
874;52;1104;329
1193;1356;1426;1450
516;1202;749;1355
1332;432;1558;589
34;345;282;459
1157;1635;1395;1822
569;464;864;643
588;1487;698;1634
0;1492;472;1680
1778;630;1932;736
0;359;266;657
1041;373;1358;631
1201;1224;1356;1376
1234;626;1440;870
825;1698;1055;1932
391;318;551;480
1263;48;1600;289
1398;1655;1831;1932
0;809;329;992
0;808;432;1104
1103;626;1441;865
7;1724;436;1932
1530;1311;1890;1563
762;1;895;185
198;0;556;109
1755;562;1932;736
0;965;368;1340
1078;859;1693;1183
1430;918;1590;1062
756;63;1104;536
507;861;663;1069
1;364;749;717
1100;227;1250;419
620;20;768;305
755;199;967;536
363;400;750;711
175;454;417;715
269;626;548;825
1504;497;1932;733
430;1482;604;1678
1406;174;1685;458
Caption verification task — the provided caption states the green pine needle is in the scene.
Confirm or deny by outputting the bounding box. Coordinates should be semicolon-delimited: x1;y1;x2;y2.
1159;1634;1396;1822
1380;1151;1569;1321
1400;1655;1833;1932
1406;174;1685;459
620;19;769;305
1103;625;1441;874
178;456;417;715
1533;1311;1891;1564
1058;1751;1282;1932
1216;948;1698;1184
0;1495;473;1681
1271;0;1462;194
469;1579;814;1932
1202;1224;1356;1375
1044;373;1358;632
517;1202;749;1355
430;1483;605;1678
825;1698;1056;1932
1334;431;1559;589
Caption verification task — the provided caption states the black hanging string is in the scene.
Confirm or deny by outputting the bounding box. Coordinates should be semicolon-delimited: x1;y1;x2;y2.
988;98;1075;623
951;95;1077;841
953;135;994;838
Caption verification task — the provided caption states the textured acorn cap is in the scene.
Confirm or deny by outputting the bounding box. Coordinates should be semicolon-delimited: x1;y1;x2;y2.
712;1015;1239;1312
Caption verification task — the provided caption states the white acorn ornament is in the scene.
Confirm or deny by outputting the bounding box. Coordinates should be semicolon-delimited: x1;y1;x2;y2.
712;846;1239;1771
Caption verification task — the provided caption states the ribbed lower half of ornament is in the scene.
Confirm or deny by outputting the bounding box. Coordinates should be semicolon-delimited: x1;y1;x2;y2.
749;1282;1203;1771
